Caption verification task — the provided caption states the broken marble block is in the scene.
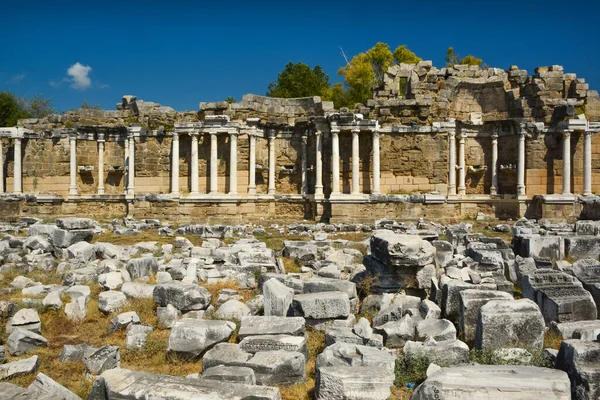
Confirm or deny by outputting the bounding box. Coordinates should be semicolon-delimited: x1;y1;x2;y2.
6;308;41;335
315;365;395;400
459;289;514;343
403;338;470;367
325;326;384;348
263;277;293;317
93;367;281;399
238;316;306;340
292;291;350;320
243;350;306;385
411;365;570;399
126;324;154;350
316;342;396;374
571;259;600;318
373;314;417;348
7;328;48;356
201;365;256;385
167;319;235;360
239;334;309;360
153;282;212;311
550;320;600;341
28;372;80;400
556;339;600;400
0;355;39;380
522;268;597;323
107;311;140;333
475;299;545;350
415;318;456;341
126;256;158;279
98;290;127;313
84;345;120;376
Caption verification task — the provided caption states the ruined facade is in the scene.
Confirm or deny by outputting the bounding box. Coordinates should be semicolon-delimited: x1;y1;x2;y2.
1;62;600;223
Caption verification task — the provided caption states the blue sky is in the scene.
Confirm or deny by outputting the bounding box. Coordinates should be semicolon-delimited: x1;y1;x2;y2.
1;0;599;112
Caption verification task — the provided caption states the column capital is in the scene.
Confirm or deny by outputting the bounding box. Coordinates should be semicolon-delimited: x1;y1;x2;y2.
351;127;360;135
447;129;456;139
584;130;593;137
562;130;572;139
372;130;380;139
301;135;308;145
189;131;200;138
331;129;340;137
315;129;322;137
491;133;499;140
457;132;466;142
97;133;105;142
172;131;179;141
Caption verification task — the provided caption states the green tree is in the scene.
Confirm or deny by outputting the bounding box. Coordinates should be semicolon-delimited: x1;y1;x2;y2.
80;100;101;110
267;61;330;98
224;96;237;103
321;83;349;109
366;42;393;87
446;47;483;67
393;45;422;64
0;91;55;126
337;52;376;106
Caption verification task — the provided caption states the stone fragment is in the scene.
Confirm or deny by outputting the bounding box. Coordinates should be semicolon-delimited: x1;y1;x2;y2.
571;259;600;317
6;308;41;334
126;324;154;350
214;299;251;321
42;290;63;310
292;291;350;320
370;230;435;267
153;282;211;311
238;316;306;339
353;317;373;340
96;367;281;399
107;311;140;333
120;282;156;299
98;271;124;291
167;319;235;360
403;338;470;366
419;299;441;319
556;339;600;400
202;365;256;385
491;348;533;365
244;350;306;385
551;320;600;341
325;327;384;348
459;289;514;343
7;328;48;356
201;343;253;370
56;217;95;230
416;318;456;341
98;290;127;313
475;299;545;350
315;366;395;400
411;365;570;399
303;278;358;299
316;342;396;374
0;356;39;380
372;295;421;327
28;372;80;400
157;304;181;328
60;343;96;363
67;241;96;262
441;279;497;322
239;334;308;359
126;256;158;279
374;314;416;348
263;278;293;316
84;345;120;376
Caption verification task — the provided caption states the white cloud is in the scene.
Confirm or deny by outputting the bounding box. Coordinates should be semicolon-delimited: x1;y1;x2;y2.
67;62;92;90
99;83;110;89
49;80;61;88
7;74;25;84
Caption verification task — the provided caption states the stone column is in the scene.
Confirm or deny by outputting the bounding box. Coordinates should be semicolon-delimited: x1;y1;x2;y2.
13;137;21;194
351;128;360;195
127;135;135;197
331;129;340;195
97;135;105;195
562;130;572;195
248;130;257;195
268;130;276;195
583;131;593;196
491;133;498;196
123;137;129;194
190;132;199;196
372;129;381;195
457;132;466;196
301;134;308;195
0;140;5;194
229;132;238;195
517;130;526;197
315;130;324;197
209;132;218;194
170;132;180;196
447;129;456;196
69;135;78;197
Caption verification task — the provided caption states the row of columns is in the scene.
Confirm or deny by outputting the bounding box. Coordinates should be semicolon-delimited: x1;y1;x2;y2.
326;128;381;196
447;129;593;197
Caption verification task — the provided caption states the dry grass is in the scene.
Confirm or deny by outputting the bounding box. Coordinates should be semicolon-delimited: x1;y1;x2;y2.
390;386;414;399
282;257;302;274
544;329;563;350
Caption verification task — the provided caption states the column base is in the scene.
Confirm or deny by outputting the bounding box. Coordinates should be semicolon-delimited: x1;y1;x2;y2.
247;188;257;195
170;192;180;199
97;189;105;195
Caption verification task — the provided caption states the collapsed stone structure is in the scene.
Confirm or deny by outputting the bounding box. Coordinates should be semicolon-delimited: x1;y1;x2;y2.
1;63;600;222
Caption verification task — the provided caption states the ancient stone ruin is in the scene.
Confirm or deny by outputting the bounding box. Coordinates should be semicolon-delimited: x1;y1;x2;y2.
1;62;600;400
0;63;599;223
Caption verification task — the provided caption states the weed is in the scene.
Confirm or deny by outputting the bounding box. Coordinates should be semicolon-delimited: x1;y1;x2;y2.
394;355;429;389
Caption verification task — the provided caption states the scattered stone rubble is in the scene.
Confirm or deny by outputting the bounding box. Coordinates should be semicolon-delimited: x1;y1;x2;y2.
0;216;599;399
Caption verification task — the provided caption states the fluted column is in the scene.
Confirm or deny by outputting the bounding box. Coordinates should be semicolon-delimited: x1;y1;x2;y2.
229;132;238;195
447;129;456;196
248;130;256;195
0;139;4;194
97;135;105;195
331;129;340;195
315;130;324;197
301;134;308;195
268;131;276;195
562;130;572;195
351;128;360;194
69;135;78;197
127;134;135;197
189;132;199;196
170;132;180;196
517;130;526;197
123;137;129;195
457;132;466;196
372;128;380;195
209;132;218;194
13;138;21;194
583;131;593;196
491;133;498;196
